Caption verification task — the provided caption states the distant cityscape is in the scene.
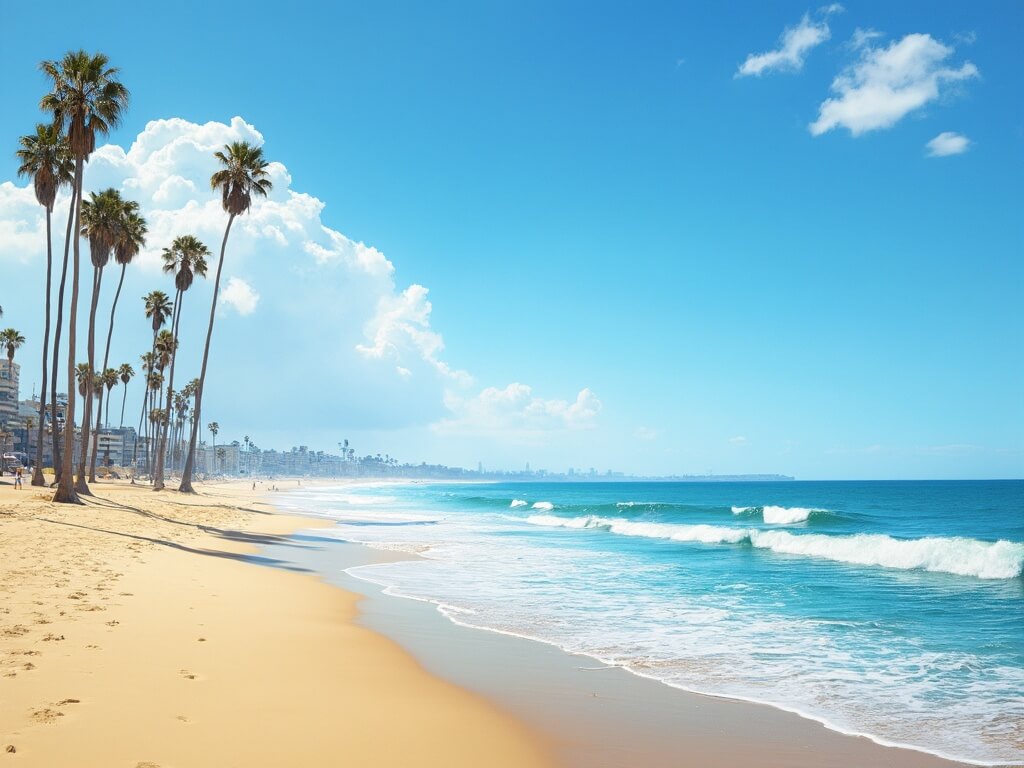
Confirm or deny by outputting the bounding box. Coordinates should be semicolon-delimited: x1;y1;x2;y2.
2;367;792;482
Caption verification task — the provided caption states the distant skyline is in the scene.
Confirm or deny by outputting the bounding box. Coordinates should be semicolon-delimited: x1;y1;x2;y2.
0;1;1021;480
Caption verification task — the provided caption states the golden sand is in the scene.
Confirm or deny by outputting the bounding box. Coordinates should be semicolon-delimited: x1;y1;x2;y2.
0;478;554;767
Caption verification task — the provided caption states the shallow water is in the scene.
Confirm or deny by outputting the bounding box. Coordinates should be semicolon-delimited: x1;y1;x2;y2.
275;480;1024;766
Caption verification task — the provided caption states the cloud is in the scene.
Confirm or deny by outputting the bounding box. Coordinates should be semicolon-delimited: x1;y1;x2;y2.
728;435;748;445
0;115;591;444
736;13;832;77
356;284;472;384
926;131;971;157
220;277;260;315
810;33;978;136
849;28;884;50
634;426;659;441
436;385;602;439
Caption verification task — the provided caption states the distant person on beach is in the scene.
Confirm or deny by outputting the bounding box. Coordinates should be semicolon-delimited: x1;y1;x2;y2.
252;481;256;490
14;466;23;489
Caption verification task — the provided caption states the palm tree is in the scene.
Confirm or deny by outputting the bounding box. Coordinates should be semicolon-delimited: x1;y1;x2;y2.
134;292;172;474
80;188;124;484
42;50;129;503
90;199;145;480
180;142;272;492
131;351;155;473
100;367;118;427
151;329;175;479
208;421;219;472
153;235;209;489
117;363;134;428
16;124;73;486
1;329;26;378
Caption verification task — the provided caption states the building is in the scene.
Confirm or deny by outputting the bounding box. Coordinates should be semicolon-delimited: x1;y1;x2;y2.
196;442;240;475
94;428;139;468
0;361;19;426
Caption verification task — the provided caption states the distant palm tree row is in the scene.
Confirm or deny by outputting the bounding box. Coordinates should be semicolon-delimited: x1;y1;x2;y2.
11;49;273;502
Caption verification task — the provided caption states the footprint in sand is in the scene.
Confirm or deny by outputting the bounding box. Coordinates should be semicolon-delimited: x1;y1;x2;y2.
179;669;197;680
135;763;160;768
56;698;80;706
29;707;64;724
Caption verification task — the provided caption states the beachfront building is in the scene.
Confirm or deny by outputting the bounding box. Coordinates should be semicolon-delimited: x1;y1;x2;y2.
196;442;240;475
93;428;138;468
0;361;19;425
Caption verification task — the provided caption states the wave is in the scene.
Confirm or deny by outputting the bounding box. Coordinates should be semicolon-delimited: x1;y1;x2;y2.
531;501;555;511
525;515;1024;580
510;499;529;508
732;505;828;524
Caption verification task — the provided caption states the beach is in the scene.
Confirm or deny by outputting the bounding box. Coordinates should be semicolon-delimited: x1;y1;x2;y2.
0;479;554;767
3;478;1011;767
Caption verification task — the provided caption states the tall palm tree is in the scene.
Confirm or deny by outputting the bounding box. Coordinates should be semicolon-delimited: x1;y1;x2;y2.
153;235;209;489
135;292;172;474
42;50;129;503
117;363;134;428
90;199;145;480
131;351;155;473
151;329;175;479
79;188;124;485
208;421;219;472
16;124;74;486
100;367;118;427
180;142;271;492
1;329;26;377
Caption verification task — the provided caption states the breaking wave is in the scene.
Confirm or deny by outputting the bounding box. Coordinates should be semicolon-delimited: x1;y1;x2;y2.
525;515;1024;580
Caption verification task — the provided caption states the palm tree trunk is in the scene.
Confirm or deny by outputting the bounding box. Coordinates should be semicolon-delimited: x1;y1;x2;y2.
76;265;102;494
180;214;234;492
49;189;76;485
153;291;183;490
53;160;84;503
120;381;128;429
89;263;125;481
31;207;54;486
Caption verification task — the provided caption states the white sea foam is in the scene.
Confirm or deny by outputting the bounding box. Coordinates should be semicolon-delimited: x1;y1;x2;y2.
731;505;820;523
525;516;1024;579
531;501;555;511
762;505;818;524
510;499;528;508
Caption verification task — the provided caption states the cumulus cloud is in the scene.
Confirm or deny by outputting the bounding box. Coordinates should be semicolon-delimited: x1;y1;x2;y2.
634;426;659;441
729;435;748;445
926;131;971;157
356;284;471;384
436;385;602;439
0;115;594;443
736;13;832;78
220;277;260;315
810;33;978;136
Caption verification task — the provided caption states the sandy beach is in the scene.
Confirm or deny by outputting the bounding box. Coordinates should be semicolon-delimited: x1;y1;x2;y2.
0;478;554;767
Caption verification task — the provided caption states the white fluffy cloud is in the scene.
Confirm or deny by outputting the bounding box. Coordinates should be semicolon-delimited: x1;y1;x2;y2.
926;131;971;157
356;284;471;384
810;33;978;136
436;385;602;439
220;276;260;315
736;12;834;77
0;116;596;442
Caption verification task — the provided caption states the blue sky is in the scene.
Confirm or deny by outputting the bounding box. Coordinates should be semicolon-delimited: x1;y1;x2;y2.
0;1;1021;479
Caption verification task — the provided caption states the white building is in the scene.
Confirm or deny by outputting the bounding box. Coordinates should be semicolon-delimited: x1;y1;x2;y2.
0;361;20;426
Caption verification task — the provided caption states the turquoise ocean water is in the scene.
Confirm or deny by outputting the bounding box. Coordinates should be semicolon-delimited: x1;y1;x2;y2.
275;480;1024;765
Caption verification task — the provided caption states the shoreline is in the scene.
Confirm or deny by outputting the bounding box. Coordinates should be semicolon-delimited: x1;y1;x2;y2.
0;478;555;766
263;482;992;768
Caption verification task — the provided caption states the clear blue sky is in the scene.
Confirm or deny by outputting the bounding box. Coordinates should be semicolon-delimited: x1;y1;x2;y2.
0;1;1021;479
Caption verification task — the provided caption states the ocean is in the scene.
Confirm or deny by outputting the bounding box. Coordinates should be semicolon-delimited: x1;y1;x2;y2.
274;480;1024;766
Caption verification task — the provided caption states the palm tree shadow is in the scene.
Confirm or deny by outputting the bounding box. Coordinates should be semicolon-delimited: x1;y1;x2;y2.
35;517;313;572
78;495;316;550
